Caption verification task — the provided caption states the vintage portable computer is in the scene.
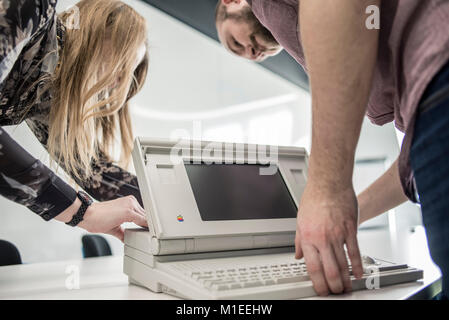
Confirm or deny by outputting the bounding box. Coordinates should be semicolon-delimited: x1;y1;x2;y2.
123;137;423;299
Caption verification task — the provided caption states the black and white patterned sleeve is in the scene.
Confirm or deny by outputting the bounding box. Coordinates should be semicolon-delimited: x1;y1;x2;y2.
0;0;57;85
0;127;77;220
0;0;78;221
25;117;144;207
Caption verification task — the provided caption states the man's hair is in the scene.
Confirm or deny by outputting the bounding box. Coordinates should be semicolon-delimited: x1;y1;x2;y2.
215;1;246;24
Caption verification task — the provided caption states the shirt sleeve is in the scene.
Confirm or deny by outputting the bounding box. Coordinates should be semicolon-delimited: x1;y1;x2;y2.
0;126;77;220
0;0;78;221
0;0;58;84
25;117;144;207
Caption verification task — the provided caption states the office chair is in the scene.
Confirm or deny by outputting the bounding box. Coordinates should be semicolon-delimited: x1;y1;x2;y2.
0;240;22;266
81;234;112;258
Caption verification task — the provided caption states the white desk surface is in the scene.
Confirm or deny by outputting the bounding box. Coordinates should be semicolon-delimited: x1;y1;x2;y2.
0;226;441;300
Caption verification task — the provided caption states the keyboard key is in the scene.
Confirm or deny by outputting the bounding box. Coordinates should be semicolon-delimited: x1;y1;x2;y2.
276;275;310;284
212;284;230;290
243;280;263;288
198;277;216;285
223;277;236;282
229;283;243;290
198;274;211;278
263;279;276;286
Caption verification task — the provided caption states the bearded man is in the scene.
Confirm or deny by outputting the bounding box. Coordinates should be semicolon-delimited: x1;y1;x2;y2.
215;0;449;299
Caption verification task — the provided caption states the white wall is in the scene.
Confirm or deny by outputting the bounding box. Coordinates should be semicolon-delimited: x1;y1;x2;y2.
0;0;421;263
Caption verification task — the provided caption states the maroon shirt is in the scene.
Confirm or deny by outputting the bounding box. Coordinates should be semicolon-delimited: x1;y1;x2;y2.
247;0;449;201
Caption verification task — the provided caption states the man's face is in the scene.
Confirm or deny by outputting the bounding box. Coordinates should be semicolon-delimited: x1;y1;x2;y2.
216;4;282;62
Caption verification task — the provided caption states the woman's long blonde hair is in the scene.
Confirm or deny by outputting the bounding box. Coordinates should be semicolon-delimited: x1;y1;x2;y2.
49;0;149;181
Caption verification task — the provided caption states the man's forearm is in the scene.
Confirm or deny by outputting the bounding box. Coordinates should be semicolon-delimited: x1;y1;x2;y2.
299;0;380;189
358;158;408;225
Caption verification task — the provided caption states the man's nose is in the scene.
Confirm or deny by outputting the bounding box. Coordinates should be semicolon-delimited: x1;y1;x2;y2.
246;46;260;60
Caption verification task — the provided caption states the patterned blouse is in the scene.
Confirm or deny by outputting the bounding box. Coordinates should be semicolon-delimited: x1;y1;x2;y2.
0;0;142;221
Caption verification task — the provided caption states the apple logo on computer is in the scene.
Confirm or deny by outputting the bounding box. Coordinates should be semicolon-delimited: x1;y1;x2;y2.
177;215;184;222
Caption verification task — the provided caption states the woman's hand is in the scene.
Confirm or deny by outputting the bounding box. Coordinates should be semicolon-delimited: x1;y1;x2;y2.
77;195;148;241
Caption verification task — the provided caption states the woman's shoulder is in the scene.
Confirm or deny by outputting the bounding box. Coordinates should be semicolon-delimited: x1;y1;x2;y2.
0;0;58;40
0;0;59;119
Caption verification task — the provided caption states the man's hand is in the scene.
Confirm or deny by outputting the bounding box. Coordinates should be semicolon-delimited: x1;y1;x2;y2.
297;0;380;295
296;183;363;295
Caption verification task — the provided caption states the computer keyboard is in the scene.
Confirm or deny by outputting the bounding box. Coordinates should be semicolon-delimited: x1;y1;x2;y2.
124;249;422;299
167;254;414;293
186;262;317;291
173;259;362;292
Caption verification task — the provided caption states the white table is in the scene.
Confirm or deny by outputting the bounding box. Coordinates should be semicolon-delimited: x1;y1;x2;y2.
0;226;441;300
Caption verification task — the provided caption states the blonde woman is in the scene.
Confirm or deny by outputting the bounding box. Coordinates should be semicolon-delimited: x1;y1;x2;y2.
0;0;150;241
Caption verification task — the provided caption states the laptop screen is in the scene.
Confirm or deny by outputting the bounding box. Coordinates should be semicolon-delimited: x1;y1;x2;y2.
184;163;297;221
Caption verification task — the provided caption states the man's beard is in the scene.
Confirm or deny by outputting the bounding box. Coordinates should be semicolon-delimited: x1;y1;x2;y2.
240;6;279;48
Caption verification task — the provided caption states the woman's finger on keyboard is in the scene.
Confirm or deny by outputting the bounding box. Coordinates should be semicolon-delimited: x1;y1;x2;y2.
302;244;329;296
321;246;344;294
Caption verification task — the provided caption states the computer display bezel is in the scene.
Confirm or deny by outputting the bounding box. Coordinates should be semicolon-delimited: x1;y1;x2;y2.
132;138;308;239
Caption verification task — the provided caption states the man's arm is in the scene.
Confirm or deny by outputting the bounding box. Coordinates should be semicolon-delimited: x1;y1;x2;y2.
296;0;380;296
358;158;408;225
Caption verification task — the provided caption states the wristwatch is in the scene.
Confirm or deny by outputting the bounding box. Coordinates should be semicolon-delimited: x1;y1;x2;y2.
66;191;93;227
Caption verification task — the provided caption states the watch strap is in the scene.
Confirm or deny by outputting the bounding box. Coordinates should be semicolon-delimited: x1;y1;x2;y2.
66;191;93;227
